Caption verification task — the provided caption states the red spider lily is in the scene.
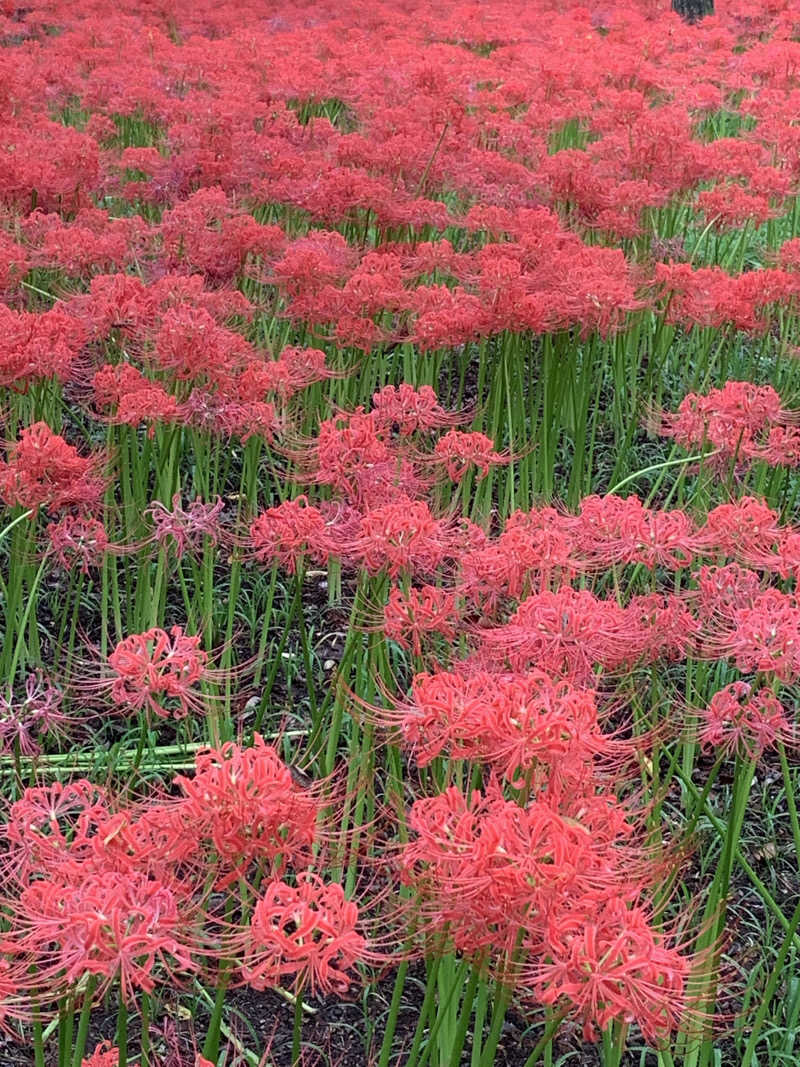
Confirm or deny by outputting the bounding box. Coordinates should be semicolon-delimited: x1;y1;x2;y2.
370;384;464;435
93;802;224;883
571;495;700;570
375;668;610;789
270;231;357;302
692;563;763;622
526;895;689;1044
250;496;329;574
705;587;800;681
279;345;339;391
382;584;459;656
432;429;511;483
741;526;800;581
398;779;644;958
677;383;787;447
459;506;576;606
466;672;613;789
147;276;253;325
25;206;147;276
317;499;364;553
355;497;453;578
169;736;320;888
698;498;782;559
214;399;280;444
177;389;278;443
69;274;250;343
107;626;210;720
623;594;701;664
299;410;426;507
656;381;800;468
753;424;800;466
144;493;226;560
373;668;491;767
308;410;392;497
478;587;635;683
159;187;285;281
653;263;796;335
93;363;181;435
9;869;195;1003
3;779;110;882
82;1044;137;1067
152;305;252;384
46;515;111;573
237;346;339;404
699;681;793;760
410;286;488;351
0;119;98;213
0;670;69;758
237;358;295;402
241;873;367;996
0;422;105;515
0;305;87;390
697;184;777;230
67;274;159;340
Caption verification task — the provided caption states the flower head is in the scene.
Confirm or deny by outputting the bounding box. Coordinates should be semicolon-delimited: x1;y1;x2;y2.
145;494;225;559
250;496;328;574
242;874;366;995
108;626;209;719
699;681;791;759
0;670;67;757
13;869;194;1002
528;895;688;1044
357;497;451;577
46;515;110;573
383;585;458;656
4;780;109;881
170;736;320;887
0;422;105;514
433;430;510;483
82;1042;136;1067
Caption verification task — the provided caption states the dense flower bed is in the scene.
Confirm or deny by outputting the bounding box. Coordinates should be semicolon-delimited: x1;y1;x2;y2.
2;1;800;1064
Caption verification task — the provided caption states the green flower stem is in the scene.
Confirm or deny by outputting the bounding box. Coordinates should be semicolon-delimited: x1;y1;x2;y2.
377;959;410;1067
520;1008;571;1067
606;451;719;496
5;554;48;691
71;977;98;1067
778;743;800;868
140;992;151;1066
115;993;127;1067
291;983;305;1067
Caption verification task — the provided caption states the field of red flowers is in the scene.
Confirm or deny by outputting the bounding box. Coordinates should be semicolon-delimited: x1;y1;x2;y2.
3;0;800;1064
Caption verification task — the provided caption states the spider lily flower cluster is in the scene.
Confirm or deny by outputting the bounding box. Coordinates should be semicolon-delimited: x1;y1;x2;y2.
3;0;800;1063
5;397;800;1056
0;740;367;1012
656;381;800;470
